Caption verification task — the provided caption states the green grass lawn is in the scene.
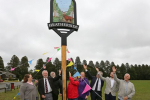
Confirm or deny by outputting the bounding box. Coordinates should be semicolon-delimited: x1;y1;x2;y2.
0;80;150;100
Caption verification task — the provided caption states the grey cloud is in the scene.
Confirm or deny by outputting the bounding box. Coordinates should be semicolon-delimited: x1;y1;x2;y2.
0;0;150;70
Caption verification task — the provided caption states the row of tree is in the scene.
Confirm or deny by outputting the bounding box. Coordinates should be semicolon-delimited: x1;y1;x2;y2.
0;55;150;80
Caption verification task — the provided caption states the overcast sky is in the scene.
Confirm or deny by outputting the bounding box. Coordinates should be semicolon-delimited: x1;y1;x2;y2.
0;0;150;70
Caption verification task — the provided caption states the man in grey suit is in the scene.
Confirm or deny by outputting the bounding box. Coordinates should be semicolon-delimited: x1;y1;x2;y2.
112;66;135;100
95;67;118;100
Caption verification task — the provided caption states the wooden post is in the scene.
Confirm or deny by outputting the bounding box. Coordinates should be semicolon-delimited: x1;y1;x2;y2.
48;1;78;99
5;88;6;93
61;45;67;100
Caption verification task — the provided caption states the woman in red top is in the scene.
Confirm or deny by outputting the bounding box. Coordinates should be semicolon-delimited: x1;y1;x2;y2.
67;72;79;100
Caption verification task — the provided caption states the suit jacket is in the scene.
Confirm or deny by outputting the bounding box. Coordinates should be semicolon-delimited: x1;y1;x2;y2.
49;76;62;95
98;72;118;96
85;70;104;92
38;75;61;100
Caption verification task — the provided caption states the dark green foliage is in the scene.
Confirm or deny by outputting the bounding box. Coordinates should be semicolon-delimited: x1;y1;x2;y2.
119;63;127;79
75;56;81;65
5;55;30;81
6;55;20;79
88;60;94;68
0;56;4;71
2;55;150;80
33;58;45;79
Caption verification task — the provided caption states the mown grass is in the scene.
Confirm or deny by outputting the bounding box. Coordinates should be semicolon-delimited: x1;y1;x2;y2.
0;80;150;100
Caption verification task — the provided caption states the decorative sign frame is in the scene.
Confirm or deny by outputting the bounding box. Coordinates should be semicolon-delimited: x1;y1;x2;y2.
48;0;79;31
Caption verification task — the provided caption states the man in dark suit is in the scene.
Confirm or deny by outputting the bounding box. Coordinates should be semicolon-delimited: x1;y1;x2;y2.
38;70;61;100
50;71;62;100
83;65;104;100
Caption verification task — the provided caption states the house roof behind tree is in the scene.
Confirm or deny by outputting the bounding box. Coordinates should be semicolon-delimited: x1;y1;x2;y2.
0;71;16;78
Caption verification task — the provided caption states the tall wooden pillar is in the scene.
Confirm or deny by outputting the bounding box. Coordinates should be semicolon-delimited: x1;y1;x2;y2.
48;1;79;99
61;45;67;100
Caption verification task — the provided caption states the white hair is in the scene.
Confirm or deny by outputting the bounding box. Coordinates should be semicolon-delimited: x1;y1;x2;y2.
125;73;130;78
99;71;103;76
50;72;56;77
50;71;55;75
42;70;48;74
97;71;103;76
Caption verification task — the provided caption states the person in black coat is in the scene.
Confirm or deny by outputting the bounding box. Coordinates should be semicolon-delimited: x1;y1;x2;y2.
50;71;62;100
83;65;104;100
38;70;61;100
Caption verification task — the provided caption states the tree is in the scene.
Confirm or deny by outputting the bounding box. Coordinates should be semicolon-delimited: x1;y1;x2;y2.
141;64;149;80
82;60;87;65
145;64;150;80
34;59;44;79
29;69;33;74
100;60;105;68
2;55;150;80
66;1;74;17
119;63;126;79
7;55;20;69
125;63;130;72
46;57;49;63
100;60;107;76
0;56;4;71
115;64;121;78
87;61;96;76
127;65;137;80
104;60;111;76
110;62;115;67
75;56;82;72
95;61;100;68
88;61;94;67
147;65;150;80
7;55;20;79
75;56;81;65
53;58;61;71
18;56;29;80
137;65;142;80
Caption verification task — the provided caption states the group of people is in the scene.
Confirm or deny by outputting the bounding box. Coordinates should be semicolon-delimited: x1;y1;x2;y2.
19;70;62;100
19;65;135;100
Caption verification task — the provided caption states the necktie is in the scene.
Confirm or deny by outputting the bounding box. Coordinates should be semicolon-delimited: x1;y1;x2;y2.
45;78;48;93
95;78;99;91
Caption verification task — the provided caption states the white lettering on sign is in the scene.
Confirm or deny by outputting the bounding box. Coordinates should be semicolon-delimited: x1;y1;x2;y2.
48;22;79;31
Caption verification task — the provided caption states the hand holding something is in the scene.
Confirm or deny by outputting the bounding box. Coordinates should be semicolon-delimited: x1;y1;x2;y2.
83;64;87;70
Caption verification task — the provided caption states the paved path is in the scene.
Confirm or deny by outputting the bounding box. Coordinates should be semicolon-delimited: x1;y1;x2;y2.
0;82;22;93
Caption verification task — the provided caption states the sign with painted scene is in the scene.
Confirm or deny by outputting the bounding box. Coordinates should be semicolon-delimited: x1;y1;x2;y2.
48;0;79;31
